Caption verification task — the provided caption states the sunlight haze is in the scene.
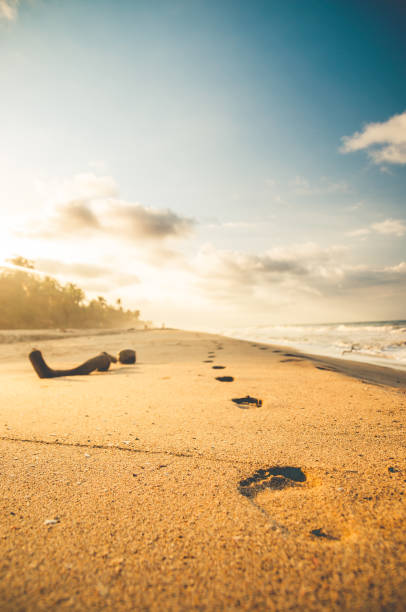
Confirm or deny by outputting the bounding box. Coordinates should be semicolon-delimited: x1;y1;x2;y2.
1;0;405;328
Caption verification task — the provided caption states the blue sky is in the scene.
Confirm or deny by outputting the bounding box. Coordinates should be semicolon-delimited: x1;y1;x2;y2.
1;0;405;327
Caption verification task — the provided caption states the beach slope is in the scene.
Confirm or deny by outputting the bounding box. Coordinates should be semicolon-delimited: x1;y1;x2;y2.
0;329;405;611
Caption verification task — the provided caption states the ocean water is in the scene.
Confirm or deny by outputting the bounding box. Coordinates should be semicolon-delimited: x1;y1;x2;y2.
220;320;406;371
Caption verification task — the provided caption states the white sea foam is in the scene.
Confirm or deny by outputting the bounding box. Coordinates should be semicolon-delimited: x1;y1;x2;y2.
219;320;406;371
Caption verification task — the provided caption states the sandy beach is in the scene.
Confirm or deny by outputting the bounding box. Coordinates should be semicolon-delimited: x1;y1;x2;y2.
0;328;405;611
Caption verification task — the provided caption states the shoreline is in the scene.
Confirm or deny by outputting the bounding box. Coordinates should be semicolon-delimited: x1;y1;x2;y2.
1;326;406;388
256;342;406;390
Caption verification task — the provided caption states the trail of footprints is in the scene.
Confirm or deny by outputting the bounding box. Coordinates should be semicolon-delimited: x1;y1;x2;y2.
204;343;397;543
203;343;396;543
203;343;262;408
204;341;335;408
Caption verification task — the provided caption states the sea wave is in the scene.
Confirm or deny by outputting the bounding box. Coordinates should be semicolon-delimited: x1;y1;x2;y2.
219;320;406;371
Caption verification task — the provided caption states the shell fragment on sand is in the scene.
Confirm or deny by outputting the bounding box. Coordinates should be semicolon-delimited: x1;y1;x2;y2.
44;518;60;526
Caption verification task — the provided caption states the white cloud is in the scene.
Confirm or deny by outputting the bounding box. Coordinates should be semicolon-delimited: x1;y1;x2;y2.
371;218;406;237
348;218;406;239
0;0;19;21
341;111;406;165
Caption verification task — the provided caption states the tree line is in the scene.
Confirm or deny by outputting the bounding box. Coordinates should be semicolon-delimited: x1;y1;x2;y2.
0;257;142;329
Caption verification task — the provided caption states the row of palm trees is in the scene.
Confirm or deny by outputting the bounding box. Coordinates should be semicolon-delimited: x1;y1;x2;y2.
0;259;141;329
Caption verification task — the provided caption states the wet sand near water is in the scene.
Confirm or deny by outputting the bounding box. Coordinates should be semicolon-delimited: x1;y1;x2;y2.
0;329;405;610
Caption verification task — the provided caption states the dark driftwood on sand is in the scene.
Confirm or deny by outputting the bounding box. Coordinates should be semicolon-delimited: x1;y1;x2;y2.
29;349;114;379
118;349;136;364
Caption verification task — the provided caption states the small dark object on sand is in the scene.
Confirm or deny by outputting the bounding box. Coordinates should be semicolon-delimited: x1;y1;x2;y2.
216;376;234;382
102;351;117;363
232;395;262;407
310;528;339;541
29;349;114;379
119;349;136;364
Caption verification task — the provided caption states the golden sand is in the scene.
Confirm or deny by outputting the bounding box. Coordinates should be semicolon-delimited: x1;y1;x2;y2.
0;329;405;610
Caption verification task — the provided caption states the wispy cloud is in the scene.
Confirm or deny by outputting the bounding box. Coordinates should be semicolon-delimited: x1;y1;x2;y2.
347;228;370;238
0;0;19;21
205;220;259;230
341;110;406;165
348;218;406;238
345;201;364;212
292;176;349;196
36;172;119;203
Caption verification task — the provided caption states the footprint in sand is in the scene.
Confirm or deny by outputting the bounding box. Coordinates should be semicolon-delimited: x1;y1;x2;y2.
238;466;339;538
216;376;234;382
316;366;337;372
239;466;306;498
280;358;303;363
232;396;262;408
237;465;390;541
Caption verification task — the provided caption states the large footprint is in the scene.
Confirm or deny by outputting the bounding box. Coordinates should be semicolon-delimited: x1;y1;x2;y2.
238;464;406;543
239;466;306;497
238;465;338;538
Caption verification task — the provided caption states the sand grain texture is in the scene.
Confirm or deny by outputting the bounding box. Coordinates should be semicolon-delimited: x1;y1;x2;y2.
0;329;405;611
